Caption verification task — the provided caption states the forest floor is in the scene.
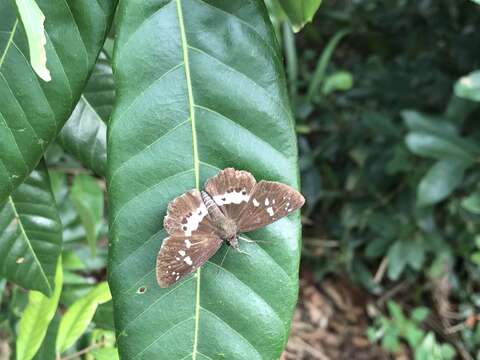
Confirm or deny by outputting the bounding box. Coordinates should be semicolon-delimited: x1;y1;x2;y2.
281;270;409;360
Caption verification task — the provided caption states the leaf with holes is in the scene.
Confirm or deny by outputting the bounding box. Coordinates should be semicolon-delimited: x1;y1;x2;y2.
0;0;115;204
108;1;301;359
58;53;114;176
0;160;62;296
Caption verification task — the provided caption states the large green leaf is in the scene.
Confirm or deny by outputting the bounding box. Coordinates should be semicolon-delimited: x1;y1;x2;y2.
108;1;300;359
58;54;114;176
0;0;115;204
0;161;62;295
16;259;63;360
454;70;480;102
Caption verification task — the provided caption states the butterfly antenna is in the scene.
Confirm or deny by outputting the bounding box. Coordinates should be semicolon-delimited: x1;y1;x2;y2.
215;245;230;276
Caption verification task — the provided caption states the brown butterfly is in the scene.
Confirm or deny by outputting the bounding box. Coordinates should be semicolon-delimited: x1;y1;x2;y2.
156;168;305;287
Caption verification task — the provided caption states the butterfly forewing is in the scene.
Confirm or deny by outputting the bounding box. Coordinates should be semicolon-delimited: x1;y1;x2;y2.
163;189;216;236
204;168;257;221
156;234;223;287
237;180;305;233
158;189;221;287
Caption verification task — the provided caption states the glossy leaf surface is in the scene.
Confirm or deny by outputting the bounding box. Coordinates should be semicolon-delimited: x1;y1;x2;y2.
0;0;115;203
108;0;301;359
0;161;62;295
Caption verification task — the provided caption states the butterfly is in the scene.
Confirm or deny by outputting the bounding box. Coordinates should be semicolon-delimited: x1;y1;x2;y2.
156;168;305;287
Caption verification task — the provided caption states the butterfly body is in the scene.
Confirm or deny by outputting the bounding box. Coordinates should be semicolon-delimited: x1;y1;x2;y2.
200;190;239;248
156;168;305;288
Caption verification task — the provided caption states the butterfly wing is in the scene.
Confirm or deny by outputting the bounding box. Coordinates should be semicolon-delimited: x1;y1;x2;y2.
236;180;305;233
163;189;217;236
204;168;257;222
158;189;222;287
156;233;223;287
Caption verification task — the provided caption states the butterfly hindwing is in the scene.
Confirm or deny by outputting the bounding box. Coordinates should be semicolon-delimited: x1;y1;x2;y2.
237;180;305;233
156;233;223;288
204;168;257;222
163;189;216;236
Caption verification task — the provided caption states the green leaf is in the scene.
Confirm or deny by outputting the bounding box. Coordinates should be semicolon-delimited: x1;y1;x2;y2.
411;307;429;323
0;0;115;204
13;0;50;81
91;347;119;360
0;161;62;295
58;96;107;176
16;259;63;360
56;282;111;354
461;190;480;214
307;29;350;100
454;70;480;102
278;0;322;32
70;174;104;256
33;313;60;360
401;110;457;137
322;70;353;95
58;54;114;176
417;159;469;206
108;1;301;359
405;132;476;162
387;238;425;280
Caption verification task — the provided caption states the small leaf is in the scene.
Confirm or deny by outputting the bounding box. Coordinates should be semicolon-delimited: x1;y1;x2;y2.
406;132;476;162
417;159;469;207
13;0;50;81
0;161;62;295
322;71;353;95
454;70;480;102
307;29;350;100
411;307;430;323
461;190;480;214
278;0;322;32
401;110;457;136
16;259;63;360
70;174;104;256
56;282;111;354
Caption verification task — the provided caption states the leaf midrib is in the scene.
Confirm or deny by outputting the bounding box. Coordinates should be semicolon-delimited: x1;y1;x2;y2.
175;1;201;359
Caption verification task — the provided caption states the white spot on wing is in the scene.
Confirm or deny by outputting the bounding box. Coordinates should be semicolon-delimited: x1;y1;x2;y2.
213;190;250;206
267;207;274;216
184;256;193;265
185;239;192;248
184;203;208;236
253;198;259;207
265;198;269;206
178;250;186;256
